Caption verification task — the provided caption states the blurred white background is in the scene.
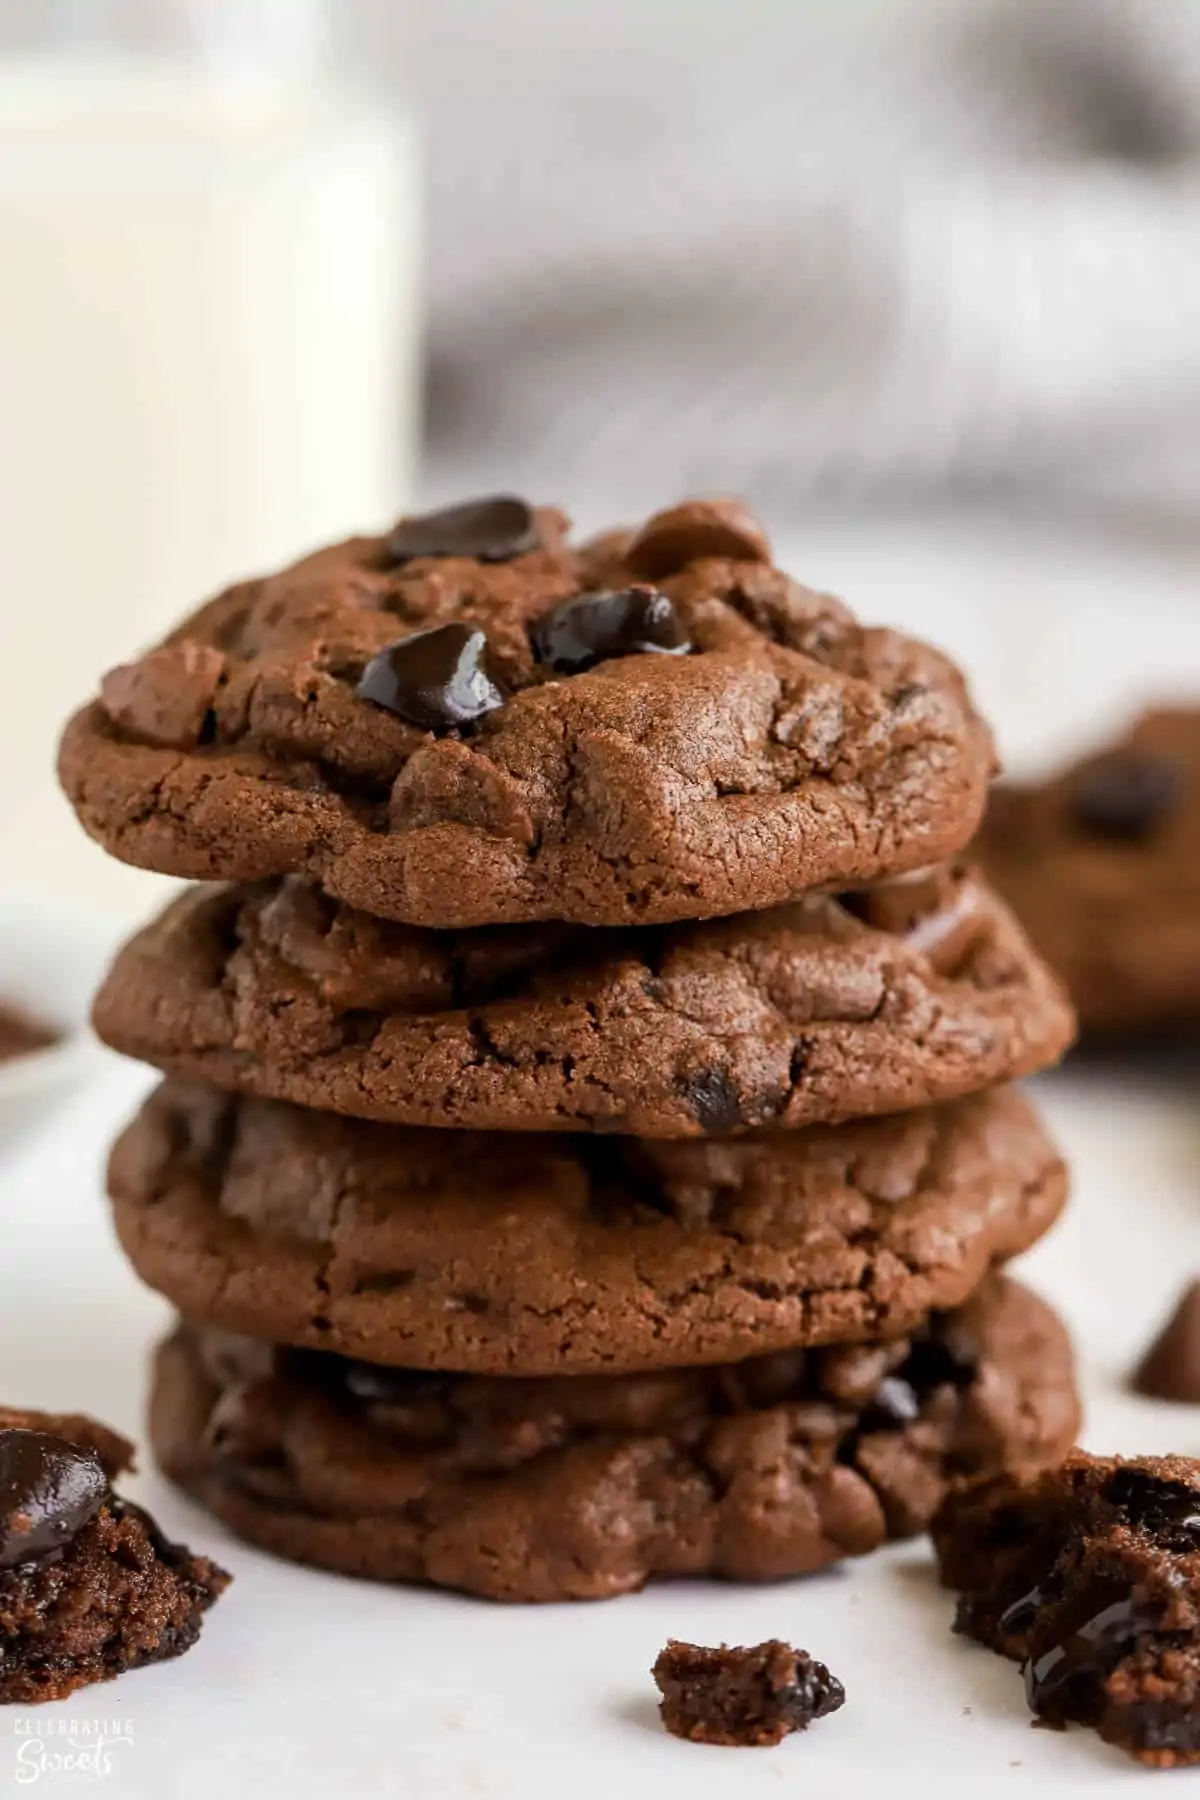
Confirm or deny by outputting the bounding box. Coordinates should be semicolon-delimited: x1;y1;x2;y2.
4;0;1200;915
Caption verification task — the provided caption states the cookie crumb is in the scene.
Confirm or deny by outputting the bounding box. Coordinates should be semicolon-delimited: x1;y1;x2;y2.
652;1638;844;1747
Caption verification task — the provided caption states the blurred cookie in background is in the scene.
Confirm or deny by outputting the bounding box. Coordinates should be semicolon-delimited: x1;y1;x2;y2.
978;709;1200;1037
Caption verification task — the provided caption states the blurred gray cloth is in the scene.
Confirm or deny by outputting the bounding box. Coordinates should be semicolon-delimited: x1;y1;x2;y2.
413;0;1200;519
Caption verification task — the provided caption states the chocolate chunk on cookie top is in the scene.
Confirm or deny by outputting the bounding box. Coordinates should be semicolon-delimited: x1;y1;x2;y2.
530;586;690;673
0;1405;228;1703
932;1451;1200;1767
60;494;995;928
385;494;540;564
653;1639;845;1747
357;623;507;730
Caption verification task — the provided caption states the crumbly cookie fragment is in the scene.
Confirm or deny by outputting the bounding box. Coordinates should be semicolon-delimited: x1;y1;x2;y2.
933;1450;1200;1767
0;1407;228;1703
652;1638;845;1746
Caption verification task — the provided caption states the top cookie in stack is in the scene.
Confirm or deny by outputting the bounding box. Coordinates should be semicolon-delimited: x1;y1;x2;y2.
61;496;1079;1603
60;494;993;929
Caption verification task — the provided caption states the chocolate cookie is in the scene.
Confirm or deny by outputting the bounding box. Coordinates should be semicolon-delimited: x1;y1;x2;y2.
59;495;995;929
150;1274;1078;1602
109;1080;1066;1375
0;1405;228;1702
979;709;1200;1035
93;866;1073;1138
933;1451;1200;1767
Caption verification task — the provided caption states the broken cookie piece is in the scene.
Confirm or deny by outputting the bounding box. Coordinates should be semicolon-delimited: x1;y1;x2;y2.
0;1406;229;1703
932;1450;1200;1768
652;1638;845;1746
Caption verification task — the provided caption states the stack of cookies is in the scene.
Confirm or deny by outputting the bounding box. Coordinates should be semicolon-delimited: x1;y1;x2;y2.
60;495;1081;1602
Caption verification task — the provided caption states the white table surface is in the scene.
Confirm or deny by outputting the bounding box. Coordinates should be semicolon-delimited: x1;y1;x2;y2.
3;505;1200;1796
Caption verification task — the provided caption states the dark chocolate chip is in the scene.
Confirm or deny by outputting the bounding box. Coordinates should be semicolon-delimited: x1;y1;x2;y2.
385;496;539;565
0;1429;109;1569
530;587;690;674
859;1376;921;1433
1071;753;1182;842
677;1069;744;1133
1130;1279;1200;1403
357;623;507;731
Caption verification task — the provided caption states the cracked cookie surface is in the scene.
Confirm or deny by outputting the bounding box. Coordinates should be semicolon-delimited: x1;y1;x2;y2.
92;865;1073;1137
149;1274;1077;1602
59;496;994;928
109;1080;1066;1375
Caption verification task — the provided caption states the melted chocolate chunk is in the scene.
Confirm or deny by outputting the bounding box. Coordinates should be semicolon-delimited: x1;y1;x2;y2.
933;1452;1200;1767
530;587;690;674
385;496;539;565
1025;1576;1160;1718
1072;753;1181;842
998;1581;1053;1640
357;623;507;731
0;1429;109;1569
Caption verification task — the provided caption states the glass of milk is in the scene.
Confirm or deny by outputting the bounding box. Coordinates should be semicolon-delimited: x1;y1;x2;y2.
0;0;421;915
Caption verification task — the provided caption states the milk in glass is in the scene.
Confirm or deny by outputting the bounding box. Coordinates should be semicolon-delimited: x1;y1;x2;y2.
0;21;420;911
